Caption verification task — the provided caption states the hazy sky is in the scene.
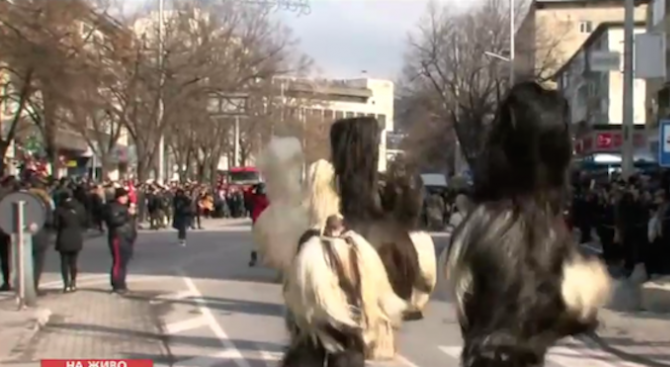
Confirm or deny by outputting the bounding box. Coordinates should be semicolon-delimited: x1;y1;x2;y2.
279;0;464;80
125;0;467;81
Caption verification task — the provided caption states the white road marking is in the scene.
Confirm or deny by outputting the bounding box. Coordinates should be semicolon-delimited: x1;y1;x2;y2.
180;272;251;367
396;353;423;367
150;290;197;304
258;350;281;367
438;346;460;359
165;316;209;334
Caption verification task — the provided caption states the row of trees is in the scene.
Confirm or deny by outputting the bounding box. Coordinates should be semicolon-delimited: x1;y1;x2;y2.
398;0;568;172
0;0;315;181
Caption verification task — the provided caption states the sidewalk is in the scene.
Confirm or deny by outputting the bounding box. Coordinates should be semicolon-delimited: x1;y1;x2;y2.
0;294;51;363
0;283;170;365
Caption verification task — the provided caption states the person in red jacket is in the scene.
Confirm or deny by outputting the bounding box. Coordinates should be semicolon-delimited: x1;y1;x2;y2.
249;183;269;267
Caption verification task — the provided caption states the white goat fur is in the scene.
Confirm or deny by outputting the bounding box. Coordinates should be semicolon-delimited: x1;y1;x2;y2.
408;231;437;313
284;231;408;359
303;159;340;231
561;253;612;321
252;137;309;272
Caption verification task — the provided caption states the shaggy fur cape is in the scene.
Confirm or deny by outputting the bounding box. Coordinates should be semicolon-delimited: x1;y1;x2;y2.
282;230;407;367
445;82;611;367
252;136;309;273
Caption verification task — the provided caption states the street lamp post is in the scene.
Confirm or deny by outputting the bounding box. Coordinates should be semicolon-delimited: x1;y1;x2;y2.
621;0;635;178
157;0;166;183
509;0;515;85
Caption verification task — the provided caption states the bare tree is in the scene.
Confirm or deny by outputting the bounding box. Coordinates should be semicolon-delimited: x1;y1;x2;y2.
0;0;119;175
401;0;569;169
123;0;310;181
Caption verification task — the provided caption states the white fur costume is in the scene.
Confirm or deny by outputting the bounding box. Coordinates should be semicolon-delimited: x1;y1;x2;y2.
408;232;437;314
252;137;309;273
303;159;341;232
284;230;407;361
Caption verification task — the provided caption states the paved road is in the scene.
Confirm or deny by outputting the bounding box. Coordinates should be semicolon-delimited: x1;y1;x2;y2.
34;225;648;367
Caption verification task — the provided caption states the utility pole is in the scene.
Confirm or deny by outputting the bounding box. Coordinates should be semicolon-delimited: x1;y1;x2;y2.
621;0;635;178
157;0;166;183
509;0;515;84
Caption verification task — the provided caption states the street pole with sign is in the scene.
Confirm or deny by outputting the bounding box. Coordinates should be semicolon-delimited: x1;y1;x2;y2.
0;192;47;309
621;0;635;178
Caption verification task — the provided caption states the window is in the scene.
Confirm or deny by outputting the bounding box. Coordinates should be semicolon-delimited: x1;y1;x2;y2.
324;109;334;120
345;111;354;118
335;111;344;120
579;21;593;34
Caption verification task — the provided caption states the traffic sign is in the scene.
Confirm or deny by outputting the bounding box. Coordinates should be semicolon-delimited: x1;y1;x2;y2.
659;120;670;167
0;191;47;235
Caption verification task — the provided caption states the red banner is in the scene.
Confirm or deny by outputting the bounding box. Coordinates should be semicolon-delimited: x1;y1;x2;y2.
41;360;153;367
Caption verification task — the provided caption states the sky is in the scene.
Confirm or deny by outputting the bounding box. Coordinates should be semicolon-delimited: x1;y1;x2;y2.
124;0;466;82
278;0;463;81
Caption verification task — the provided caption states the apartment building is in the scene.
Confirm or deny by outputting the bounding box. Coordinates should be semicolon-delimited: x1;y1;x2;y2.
515;0;648;81
554;22;651;164
644;0;670;159
277;77;395;171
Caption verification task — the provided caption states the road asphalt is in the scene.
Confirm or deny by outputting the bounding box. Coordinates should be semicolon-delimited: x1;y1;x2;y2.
1;220;655;367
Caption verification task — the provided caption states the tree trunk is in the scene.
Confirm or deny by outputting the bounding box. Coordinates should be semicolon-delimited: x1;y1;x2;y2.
135;143;152;182
99;153;115;180
42;93;59;178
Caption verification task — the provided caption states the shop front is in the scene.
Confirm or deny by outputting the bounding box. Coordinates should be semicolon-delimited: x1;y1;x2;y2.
573;126;656;173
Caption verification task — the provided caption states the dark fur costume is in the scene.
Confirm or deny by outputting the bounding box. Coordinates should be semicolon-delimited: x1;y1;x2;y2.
330;117;430;310
447;82;606;367
282;231;366;367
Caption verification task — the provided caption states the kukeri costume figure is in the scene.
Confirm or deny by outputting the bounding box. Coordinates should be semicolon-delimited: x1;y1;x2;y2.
329;117;436;322
445;82;611;367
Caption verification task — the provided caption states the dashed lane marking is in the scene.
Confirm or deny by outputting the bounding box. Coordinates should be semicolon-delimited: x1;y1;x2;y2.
165;316;209;335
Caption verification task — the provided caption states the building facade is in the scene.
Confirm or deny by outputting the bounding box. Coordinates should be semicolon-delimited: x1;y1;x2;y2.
554;22;650;164
515;0;648;81
643;0;670;156
278;77;395;171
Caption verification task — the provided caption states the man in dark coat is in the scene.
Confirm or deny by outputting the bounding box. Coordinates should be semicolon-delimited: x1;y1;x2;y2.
172;188;193;247
104;188;135;294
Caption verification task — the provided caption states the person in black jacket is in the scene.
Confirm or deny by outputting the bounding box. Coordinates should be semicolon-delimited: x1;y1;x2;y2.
104;188;135;294
54;190;87;292
172;188;193;247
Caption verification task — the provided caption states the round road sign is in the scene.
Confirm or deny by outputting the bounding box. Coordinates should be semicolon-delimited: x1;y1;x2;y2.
0;191;47;235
